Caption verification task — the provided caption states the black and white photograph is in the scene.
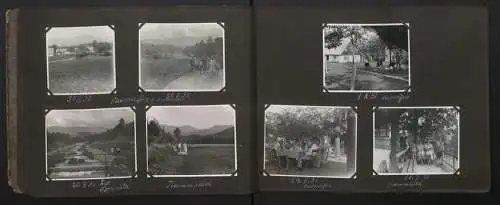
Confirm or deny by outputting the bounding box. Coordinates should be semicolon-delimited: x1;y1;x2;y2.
139;23;225;92
264;105;357;178
45;107;136;180
146;105;237;177
373;106;460;175
46;26;116;95
323;23;410;92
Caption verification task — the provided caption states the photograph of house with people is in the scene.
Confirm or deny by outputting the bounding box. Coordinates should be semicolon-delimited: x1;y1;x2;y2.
146;105;236;176
323;23;410;92
46;26;115;95
45;108;136;180
373;107;459;175
264;105;357;178
139;23;225;91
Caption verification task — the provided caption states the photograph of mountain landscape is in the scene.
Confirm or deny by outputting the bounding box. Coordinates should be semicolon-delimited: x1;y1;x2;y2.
46;26;115;95
139;23;225;91
45;107;136;180
146;105;236;176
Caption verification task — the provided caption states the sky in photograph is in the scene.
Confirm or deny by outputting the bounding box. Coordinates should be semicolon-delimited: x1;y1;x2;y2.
139;23;223;47
46;26;114;47
46;108;134;128
147;105;235;129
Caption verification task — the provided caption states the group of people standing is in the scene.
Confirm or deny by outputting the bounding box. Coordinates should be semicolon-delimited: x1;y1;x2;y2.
271;137;330;171
399;136;446;172
189;57;220;75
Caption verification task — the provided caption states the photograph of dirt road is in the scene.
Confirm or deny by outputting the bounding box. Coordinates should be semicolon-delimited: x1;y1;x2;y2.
139;23;225;92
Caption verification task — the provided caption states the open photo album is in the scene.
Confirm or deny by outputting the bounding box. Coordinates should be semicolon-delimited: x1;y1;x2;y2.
5;6;490;196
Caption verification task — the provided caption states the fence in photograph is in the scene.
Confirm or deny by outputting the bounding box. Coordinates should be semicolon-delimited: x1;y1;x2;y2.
443;151;459;171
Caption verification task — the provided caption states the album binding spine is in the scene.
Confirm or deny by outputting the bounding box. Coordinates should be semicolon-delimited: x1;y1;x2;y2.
6;8;23;194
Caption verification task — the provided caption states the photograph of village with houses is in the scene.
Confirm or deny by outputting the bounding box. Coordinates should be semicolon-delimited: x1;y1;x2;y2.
323;23;410;92
147;105;236;176
373;107;459;175
45;108;136;180
264;105;357;178
139;23;225;91
46;26;115;95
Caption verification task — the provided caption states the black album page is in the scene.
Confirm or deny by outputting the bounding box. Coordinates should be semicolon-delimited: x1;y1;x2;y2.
9;7;253;197
256;6;489;192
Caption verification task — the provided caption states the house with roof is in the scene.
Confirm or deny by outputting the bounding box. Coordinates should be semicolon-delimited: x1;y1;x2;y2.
47;46;55;57
324;39;364;63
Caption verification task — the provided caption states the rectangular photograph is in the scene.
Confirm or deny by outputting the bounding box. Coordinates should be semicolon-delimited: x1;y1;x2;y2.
45;107;136;180
46;26;116;95
373;106;460;175
323;23;410;92
146;105;237;177
139;23;225;92
264;105;357;178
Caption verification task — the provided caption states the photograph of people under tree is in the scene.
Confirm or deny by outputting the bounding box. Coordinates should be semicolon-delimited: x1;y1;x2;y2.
264;105;357;178
373;107;459;175
146;105;236;176
323;23;410;92
139;23;224;91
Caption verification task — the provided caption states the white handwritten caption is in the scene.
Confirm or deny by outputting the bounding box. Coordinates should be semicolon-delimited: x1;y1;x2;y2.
165;180;213;190
71;180;130;193
289;177;333;190
358;93;410;103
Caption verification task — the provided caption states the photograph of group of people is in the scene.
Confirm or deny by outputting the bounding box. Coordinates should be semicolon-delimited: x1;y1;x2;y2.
264;105;357;178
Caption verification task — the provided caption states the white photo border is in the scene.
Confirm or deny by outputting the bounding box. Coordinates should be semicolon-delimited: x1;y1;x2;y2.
137;22;227;93
371;106;461;176
321;23;411;93
44;107;138;181
145;104;238;178
262;104;358;179
45;25;118;96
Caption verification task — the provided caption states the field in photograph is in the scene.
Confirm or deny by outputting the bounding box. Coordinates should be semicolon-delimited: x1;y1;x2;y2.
47;140;135;179
48;56;114;94
140;58;191;89
148;144;235;175
140;57;224;91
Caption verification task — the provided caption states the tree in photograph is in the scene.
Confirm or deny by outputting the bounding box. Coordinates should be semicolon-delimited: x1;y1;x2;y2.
265;107;350;145
359;36;387;68
325;26;371;90
174;128;182;143
183;36;224;72
95;42;113;56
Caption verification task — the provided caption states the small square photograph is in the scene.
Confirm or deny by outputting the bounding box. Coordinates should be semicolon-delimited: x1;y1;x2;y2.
146;105;237;177
264;105;357;178
139;23;225;92
45;107;136;180
46;26;115;95
323;23;410;92
373;107;460;175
